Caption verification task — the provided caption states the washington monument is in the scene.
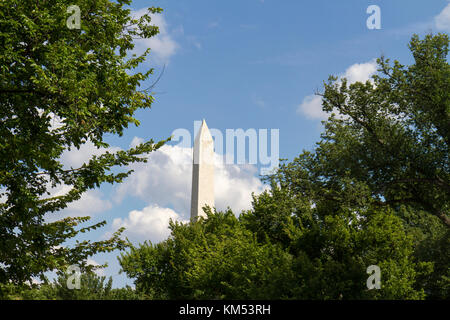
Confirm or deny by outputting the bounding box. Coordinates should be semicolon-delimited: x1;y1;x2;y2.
190;119;215;220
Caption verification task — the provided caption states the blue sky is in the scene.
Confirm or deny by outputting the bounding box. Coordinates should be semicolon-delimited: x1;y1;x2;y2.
125;0;448;155
46;0;450;287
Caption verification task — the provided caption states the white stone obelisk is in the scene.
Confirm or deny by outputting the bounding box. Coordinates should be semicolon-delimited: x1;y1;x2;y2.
190;119;215;220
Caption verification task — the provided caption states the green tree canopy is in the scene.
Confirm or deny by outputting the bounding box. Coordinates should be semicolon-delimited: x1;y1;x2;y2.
273;32;449;298
1;271;144;300
0;0;166;288
317;33;449;227
120;205;426;299
119;209;296;300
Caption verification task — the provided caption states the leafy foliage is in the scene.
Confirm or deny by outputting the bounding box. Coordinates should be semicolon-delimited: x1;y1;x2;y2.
0;272;144;300
0;0;166;287
119;209;296;299
120;205;426;299
319;33;449;227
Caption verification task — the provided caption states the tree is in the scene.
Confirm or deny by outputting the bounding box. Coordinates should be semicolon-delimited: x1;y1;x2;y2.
258;33;449;299
120;206;426;299
0;0;166;288
317;33;449;227
0;272;144;300
241;182;428;299
399;206;450;299
119;209;296;299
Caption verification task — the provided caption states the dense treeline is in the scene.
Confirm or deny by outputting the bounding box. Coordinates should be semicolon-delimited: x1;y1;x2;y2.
0;272;144;300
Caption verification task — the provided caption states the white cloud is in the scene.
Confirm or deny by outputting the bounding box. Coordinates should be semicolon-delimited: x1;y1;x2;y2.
342;60;377;84
43;140;120;221
297;60;377;120
114;144;192;214
112;204;186;243
131;8;178;64
9;132;267;244
65;189;112;217
59;140;122;169
44;185;112;222
384;3;449;37
2;140;116;220
113;147;266;243
87;258;105;276
298;94;327;120
115;143;268;218
215;162;265;213
130;136;145;148
435;2;450;32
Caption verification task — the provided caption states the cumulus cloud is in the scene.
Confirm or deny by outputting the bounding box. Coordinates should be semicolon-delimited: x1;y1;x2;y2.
2;139;115;220
112;204;186;243
130;136;145;148
87;258;105;276
111;141;267;243
342;60;378;84
215;162;265;213
131;8;178;65
435;2;450;32
59;140;122;170
43;184;112;222
43;140;121;221
13;132;267;244
297;60;378;120
65;189;112;217
298;94;327;120
115;143;267;218
115;144;192;214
